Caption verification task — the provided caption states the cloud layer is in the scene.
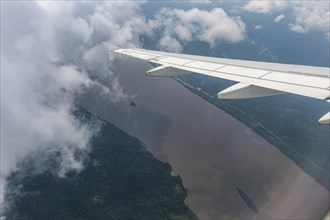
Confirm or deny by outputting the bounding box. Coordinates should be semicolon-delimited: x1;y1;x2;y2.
243;1;329;37
0;2;248;212
289;2;330;35
1;1;149;210
243;1;288;14
149;8;246;51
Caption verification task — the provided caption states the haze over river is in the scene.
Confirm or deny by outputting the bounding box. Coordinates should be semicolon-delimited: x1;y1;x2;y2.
81;57;329;219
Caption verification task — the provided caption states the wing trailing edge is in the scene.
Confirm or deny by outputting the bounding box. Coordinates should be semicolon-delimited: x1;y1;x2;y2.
217;83;283;99
319;112;330;125
107;45;330;124
146;65;191;77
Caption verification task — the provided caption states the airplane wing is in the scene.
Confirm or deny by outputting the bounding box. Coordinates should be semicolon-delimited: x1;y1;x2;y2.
105;44;330;124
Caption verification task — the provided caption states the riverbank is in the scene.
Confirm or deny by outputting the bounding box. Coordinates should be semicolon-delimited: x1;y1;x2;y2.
80;58;329;219
174;75;330;191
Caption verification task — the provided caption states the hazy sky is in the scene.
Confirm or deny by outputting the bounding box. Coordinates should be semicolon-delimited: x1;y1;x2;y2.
1;0;329;216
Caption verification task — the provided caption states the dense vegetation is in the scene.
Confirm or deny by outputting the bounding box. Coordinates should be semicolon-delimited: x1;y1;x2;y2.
176;74;330;190
4;107;197;220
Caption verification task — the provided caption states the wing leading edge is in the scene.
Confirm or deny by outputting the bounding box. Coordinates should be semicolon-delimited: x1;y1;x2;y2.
106;44;330;124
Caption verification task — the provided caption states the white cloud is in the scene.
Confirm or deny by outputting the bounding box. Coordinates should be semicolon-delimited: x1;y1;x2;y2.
243;1;329;37
189;0;212;4
158;35;183;52
291;1;330;34
289;23;309;34
1;2;248;216
0;1;148;214
274;14;285;23
254;24;263;30
173;25;193;42
244;1;271;14
149;8;246;51
243;1;288;14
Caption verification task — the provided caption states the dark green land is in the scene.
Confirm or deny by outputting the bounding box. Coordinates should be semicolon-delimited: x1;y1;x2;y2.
175;75;330;190
4;107;197;220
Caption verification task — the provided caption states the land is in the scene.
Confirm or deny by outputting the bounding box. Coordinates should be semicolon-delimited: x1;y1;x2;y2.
175;74;330;190
77;60;329;219
4;107;197;220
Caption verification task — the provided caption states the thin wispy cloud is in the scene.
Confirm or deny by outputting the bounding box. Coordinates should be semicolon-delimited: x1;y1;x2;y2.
274;14;285;23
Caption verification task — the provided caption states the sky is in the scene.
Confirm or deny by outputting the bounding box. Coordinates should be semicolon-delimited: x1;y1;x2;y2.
1;0;329;217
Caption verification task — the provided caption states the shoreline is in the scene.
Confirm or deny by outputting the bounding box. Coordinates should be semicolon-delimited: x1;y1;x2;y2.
174;76;330;191
81;59;330;219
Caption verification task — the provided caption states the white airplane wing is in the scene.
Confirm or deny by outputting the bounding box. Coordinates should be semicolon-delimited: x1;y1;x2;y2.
106;45;330;124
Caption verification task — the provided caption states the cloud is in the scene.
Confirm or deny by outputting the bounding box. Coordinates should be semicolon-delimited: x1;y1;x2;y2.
243;1;329;37
0;1;148;214
254;24;263;30
243;1;288;14
189;0;212;4
158;35;183;53
149;8;246;51
290;1;330;34
274;14;285;23
289;23;309;34
1;2;248;216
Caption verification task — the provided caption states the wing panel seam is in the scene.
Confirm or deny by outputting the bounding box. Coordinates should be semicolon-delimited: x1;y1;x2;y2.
169;63;327;90
133;49;329;78
213;70;327;90
167;63;328;90
116;49;330;80
258;71;272;79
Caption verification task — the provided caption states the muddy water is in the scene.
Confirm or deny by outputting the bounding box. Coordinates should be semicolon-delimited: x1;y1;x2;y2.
82;57;329;219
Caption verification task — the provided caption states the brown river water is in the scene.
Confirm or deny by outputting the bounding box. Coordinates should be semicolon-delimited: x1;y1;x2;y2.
81;57;329;220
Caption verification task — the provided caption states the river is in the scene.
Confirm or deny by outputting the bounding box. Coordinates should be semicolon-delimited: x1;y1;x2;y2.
81;57;329;219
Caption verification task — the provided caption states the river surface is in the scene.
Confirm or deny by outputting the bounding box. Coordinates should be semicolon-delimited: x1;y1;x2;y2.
81;57;329;219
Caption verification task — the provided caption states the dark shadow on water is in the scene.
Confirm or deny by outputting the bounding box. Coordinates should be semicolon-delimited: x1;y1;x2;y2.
237;187;259;214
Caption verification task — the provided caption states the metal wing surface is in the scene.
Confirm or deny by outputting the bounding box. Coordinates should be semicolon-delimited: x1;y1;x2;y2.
108;46;330;124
